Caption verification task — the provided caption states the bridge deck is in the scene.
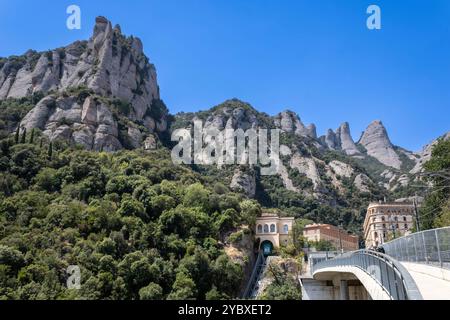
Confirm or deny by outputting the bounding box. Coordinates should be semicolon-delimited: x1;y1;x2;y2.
401;262;450;300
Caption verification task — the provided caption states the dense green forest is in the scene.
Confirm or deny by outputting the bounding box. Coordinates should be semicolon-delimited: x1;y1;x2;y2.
0;112;265;299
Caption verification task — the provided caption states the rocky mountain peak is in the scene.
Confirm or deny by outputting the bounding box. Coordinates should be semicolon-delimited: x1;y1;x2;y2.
336;122;360;156
359;120;389;145
2;16;168;151
358;120;402;169
319;122;360;156
93;16;110;38
273;110;316;138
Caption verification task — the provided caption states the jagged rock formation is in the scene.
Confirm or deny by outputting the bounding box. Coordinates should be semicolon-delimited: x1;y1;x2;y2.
354;174;372;193
358;120;402;169
273;110;317;138
230;168;256;198
328;160;354;178
320;122;360;156
336;122;361;156
411;132;450;174
289;154;321;191
171;98;444;204
1;16;167;151
3;14;444;202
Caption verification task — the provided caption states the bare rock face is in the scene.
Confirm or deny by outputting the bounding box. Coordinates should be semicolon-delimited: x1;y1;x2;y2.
21;94;122;151
336;122;360;156
410;132;450;174
329;160;354;178
290;154;321;190
358;120;402;169
321;129;339;150
198;99;260;132
319;122;360;156
273;110;317;138
143;134;157;150
230;168;256;198
2;16;167;151
354;173;372;193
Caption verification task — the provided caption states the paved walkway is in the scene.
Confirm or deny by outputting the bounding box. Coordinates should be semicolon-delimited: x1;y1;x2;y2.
402;263;450;300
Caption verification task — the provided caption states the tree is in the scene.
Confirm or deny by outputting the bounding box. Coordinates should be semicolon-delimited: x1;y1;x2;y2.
421;139;450;229
139;282;163;300
239;200;261;226
434;200;450;228
9;144;43;181
260;278;302;300
211;255;242;297
14;126;20;144
167;271;197;300
260;263;301;300
34;168;61;192
47;142;53;160
29;128;35;144
177;248;211;298
150;194;176;217
105;175;134;196
183;183;210;211
309;240;335;251
205;286;229;300
111;277;128;300
292;219;313;252
117;196;147;221
20;128;26;144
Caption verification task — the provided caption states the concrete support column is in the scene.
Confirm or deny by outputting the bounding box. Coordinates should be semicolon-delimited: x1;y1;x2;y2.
340;280;349;300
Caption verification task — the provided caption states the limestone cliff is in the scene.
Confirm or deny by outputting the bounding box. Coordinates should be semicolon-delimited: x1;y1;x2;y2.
320;122;360;156
273;110;317;139
1;16;167;151
358;120;402;169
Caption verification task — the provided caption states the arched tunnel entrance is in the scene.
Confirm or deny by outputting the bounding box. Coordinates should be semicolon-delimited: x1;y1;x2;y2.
260;240;274;256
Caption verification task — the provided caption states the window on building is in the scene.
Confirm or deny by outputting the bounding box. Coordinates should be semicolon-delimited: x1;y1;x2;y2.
382;216;385;222
264;224;269;233
383;224;386;229
257;225;262;234
404;224;408;229
394;216;398;222
396;224;399;229
270;224;276;233
403;216;407;222
283;224;289;233
374;232;378;238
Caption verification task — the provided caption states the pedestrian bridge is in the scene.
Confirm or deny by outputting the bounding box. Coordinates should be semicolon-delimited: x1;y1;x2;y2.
303;227;450;300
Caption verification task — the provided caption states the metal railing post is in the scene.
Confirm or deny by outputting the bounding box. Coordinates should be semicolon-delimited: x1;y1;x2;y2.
434;229;442;268
413;235;418;262
422;232;428;264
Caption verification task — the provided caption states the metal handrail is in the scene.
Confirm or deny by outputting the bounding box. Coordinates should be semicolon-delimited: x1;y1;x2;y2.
242;251;266;299
382;227;450;269
312;250;423;300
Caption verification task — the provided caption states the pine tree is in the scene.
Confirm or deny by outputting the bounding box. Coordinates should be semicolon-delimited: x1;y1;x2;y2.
39;138;43;148
48;142;53;160
14;126;20;144
20;128;27;144
29;129;35;144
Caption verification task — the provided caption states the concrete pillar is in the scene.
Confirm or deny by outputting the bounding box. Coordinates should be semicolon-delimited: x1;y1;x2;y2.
340;280;349;300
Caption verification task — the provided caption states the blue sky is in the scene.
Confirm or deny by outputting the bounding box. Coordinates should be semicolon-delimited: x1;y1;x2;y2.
1;0;449;151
